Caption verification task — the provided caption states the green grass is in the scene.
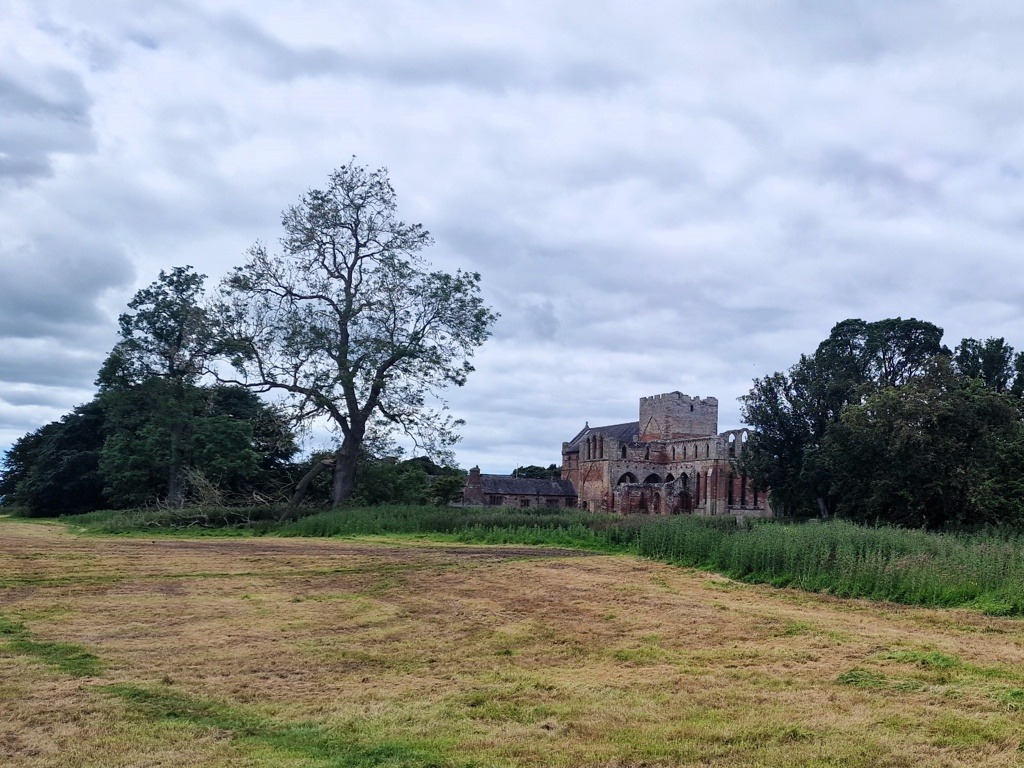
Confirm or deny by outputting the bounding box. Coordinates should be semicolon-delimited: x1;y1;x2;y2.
0;614;105;677
881;650;962;669
65;505;1024;616
103;684;465;768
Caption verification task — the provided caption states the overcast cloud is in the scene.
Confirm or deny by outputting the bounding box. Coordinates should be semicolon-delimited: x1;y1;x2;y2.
2;0;1023;472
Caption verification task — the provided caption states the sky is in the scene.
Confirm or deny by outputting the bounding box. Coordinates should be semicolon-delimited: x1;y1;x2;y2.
2;1;1024;474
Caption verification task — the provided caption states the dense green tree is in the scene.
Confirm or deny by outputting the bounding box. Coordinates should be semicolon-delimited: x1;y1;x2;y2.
737;368;817;516
0;427;46;506
428;472;467;506
0;401;106;515
352;454;431;506
821;361;1024;528
98;266;214;505
348;452;467;506
215;161;497;505
740;318;946;517
953;337;1017;393
1012;354;1024;398
512;464;560;479
99;383;295;508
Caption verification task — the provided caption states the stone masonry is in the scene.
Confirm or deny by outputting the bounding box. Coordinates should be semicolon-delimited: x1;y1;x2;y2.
561;391;772;517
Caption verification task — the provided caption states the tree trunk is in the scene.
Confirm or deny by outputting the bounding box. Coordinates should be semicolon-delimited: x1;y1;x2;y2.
331;434;362;506
289;459;333;508
167;421;185;507
816;496;829;519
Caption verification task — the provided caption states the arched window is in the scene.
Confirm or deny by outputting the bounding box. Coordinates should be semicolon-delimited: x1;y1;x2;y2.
664;473;675;482
643;473;662;484
599;435;604;459
671;446;676;460
644;447;650;460
617;472;637;485
620;445;627;459
728;434;737;457
680;474;689;490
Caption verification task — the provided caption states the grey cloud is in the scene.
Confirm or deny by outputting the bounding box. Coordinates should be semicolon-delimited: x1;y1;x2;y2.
367;51;638;93
814;148;941;214
0;383;94;409
127;32;159;51
0;339;103;390
203;12;346;81
0;403;70;436
151;7;639;92
0;234;134;340
6;0;1024;471
0;69;94;183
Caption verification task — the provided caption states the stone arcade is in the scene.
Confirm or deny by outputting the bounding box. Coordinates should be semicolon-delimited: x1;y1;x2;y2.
561;391;772;517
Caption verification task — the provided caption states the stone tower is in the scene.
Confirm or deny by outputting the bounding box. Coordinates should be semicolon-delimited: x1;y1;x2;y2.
638;392;718;442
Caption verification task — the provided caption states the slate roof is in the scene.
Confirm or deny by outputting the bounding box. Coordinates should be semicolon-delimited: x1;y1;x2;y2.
477;475;577;497
566;421;640;450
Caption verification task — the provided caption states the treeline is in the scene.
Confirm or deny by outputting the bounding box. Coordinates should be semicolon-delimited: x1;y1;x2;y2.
741;318;1024;528
0;381;465;517
0;266;464;516
0;381;294;515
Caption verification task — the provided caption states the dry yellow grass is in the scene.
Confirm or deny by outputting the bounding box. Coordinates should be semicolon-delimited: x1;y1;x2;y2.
1;519;1023;767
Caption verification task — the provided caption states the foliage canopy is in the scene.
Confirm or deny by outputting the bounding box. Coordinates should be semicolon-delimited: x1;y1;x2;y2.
741;318;1024;527
215;161;497;504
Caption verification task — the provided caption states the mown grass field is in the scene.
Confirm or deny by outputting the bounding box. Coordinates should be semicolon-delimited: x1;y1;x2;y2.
2;518;1024;767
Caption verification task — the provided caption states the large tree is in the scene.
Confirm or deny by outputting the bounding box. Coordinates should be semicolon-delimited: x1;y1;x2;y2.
215;161;497;505
97;265;214;505
821;360;1024;528
99;382;296;508
740;317;946;516
952;337;1018;394
0;400;106;515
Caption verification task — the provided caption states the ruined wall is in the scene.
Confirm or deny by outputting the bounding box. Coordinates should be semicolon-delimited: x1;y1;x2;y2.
561;397;771;517
639;392;718;442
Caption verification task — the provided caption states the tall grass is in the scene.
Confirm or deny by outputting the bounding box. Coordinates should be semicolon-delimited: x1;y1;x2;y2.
66;505;1024;615
635;517;1024;615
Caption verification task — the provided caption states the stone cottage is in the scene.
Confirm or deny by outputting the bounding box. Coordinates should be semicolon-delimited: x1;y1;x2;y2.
462;467;578;508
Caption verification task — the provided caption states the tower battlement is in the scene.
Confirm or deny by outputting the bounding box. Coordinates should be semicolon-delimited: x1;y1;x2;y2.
639;391;718;441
